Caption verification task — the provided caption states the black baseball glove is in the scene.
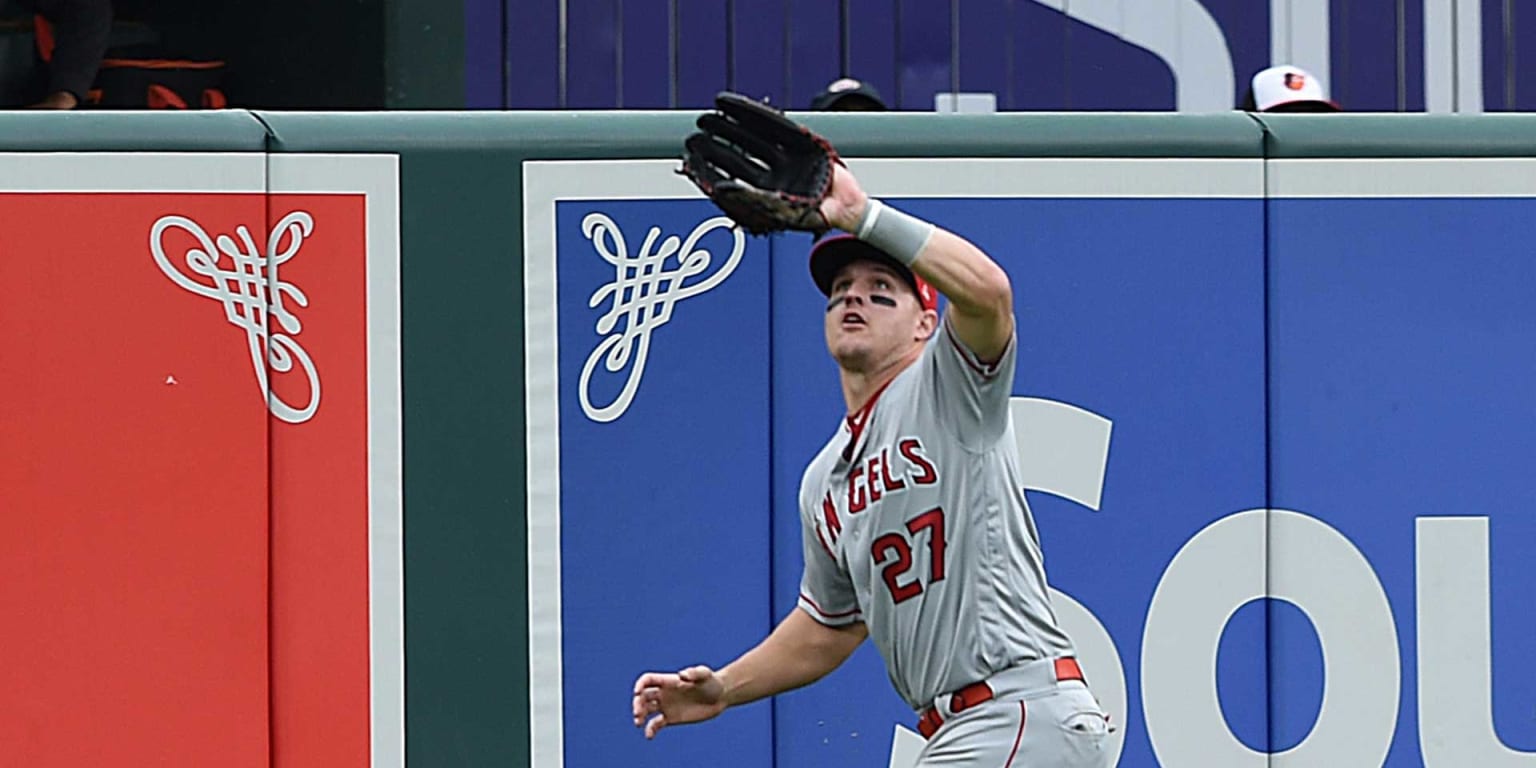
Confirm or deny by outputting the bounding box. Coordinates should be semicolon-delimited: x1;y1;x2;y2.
680;92;841;236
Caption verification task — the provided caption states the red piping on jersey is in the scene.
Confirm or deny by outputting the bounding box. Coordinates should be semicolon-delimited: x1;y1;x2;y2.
944;322;1008;379
799;592;860;620
814;526;836;561
1003;701;1027;766
843;377;896;462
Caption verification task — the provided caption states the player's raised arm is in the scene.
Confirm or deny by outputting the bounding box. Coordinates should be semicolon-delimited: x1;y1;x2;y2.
818;165;1014;362
681;93;1013;363
631;610;866;739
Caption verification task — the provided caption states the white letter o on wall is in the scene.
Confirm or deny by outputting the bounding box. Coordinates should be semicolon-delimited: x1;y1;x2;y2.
1141;509;1400;768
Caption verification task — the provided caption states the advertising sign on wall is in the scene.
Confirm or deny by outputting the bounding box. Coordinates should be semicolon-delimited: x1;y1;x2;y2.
526;155;1536;768
0;153;403;768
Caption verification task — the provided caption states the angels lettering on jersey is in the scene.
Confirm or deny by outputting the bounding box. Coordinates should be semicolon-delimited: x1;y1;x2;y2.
814;436;938;557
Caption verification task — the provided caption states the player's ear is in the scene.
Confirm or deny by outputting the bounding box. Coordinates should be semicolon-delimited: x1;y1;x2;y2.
914;307;939;342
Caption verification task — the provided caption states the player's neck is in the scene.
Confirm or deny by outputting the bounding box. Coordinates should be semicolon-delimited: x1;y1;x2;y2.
839;346;922;414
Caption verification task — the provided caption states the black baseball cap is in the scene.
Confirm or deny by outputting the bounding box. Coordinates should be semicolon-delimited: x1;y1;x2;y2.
810;78;888;111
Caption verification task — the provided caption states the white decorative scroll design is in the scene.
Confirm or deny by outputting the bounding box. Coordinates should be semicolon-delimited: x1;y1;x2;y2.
579;214;745;423
150;211;321;424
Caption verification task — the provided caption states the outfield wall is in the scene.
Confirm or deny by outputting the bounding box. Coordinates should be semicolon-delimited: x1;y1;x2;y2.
0;110;1532;768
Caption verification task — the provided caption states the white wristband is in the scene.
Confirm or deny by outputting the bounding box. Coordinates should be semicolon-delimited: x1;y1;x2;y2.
854;199;934;267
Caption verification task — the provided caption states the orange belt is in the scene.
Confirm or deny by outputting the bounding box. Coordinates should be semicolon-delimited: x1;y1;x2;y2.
916;657;1085;739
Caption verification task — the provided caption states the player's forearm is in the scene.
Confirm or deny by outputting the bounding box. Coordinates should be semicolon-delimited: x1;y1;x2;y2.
717;609;865;707
910;228;1013;320
848;197;1012;318
844;197;1015;359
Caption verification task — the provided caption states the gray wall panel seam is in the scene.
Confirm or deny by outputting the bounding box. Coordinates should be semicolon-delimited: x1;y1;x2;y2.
617;0;626;108
669;0;679;108
1505;0;1516;110
951;0;961;98
1397;0;1407;110
559;0;569;107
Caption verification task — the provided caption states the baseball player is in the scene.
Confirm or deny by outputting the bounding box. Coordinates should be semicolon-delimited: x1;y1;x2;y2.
635;96;1110;767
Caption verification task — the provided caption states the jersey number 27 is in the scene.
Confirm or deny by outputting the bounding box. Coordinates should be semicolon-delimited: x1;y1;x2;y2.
870;507;946;603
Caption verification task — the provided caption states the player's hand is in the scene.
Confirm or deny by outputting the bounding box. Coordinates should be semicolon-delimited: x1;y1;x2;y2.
631;665;728;739
819;163;871;234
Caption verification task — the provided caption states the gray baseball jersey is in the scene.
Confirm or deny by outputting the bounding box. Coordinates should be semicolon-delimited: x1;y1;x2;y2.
797;319;1076;710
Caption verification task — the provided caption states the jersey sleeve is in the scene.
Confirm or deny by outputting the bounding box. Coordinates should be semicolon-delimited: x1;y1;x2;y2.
797;498;862;627
922;315;1018;451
